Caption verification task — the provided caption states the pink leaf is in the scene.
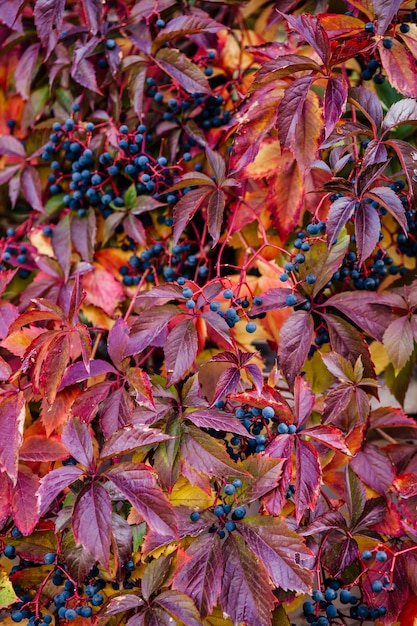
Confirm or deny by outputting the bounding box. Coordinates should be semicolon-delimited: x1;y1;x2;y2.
155;590;202;626
184;409;251;436
324;75;348;138
21;166;44;213
72;481;112;570
211;366;241;406
305;425;350;454
105;462;178;538
62;418;94;470
108;317;130;369
11;465;39;535
278;311;314;388
293;376;315;428
165;319;198;385
350;443;395;496
327;197;356;246
383;316;414;371
0;300;19;340
37;465;84;517
173;533;223;618
34;0;65;56
82;267;124;316
100;426;173;459
220;533;276;626
374;0;403;35
0;135;26;158
173;188;211;247
126;305;178;356
295;438;321;523
0;472;11;527
81;0;102;34
0;392;25;485
71;209;97;263
19;435;68;462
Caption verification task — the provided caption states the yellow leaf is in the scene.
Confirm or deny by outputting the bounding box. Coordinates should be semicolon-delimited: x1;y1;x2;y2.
169;476;214;508
0;568;20;609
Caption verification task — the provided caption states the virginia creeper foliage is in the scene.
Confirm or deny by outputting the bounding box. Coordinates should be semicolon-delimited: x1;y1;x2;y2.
0;1;417;625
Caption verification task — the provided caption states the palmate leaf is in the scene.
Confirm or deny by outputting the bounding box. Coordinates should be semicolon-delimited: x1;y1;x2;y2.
99;425;174;459
220;533;276;626
33;0;65;57
11;464;39;536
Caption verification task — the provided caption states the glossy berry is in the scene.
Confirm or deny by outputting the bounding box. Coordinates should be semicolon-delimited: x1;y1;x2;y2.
225;520;236;532
105;39;116;50
326;605;337;618
245;322;257;333
340;589;352;603
372;580;383;592
324;588;337;602
362;549;372;560
65;609;76;621
278;422;289;434
376;550;387;562
182;287;193;298
4;544;16;559
285;294;297;306
232;478;242;488
44;552;55;564
11;611;23;623
288;424;297;434
155;18;165;27
383;38;393;48
262;406;275;419
233;506;246;519
190;511;200;522
213;505;224;517
223;289;233;299
224;484;235;495
364;22;375;32
91;593;104;606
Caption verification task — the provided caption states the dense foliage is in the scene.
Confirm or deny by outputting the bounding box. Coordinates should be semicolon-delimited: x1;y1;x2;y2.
0;1;417;625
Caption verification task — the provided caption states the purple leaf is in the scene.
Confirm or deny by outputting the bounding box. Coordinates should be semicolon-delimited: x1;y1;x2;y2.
154;14;224;48
165;319;198;385
105;462;178;538
71;209;96;263
100;387;134;439
354;201;381;262
220;533;276;626
155;48;211;94
374;0;403;35
254;54;320;83
245;364;263;395
382;98;417;132
108;317;130;370
61;531;96;582
0;300;19;341
238;516;313;592
383;316;414;371
240;456;284;503
357;161;390;195
248;287;299;315
141;553;174;602
173;188;211;247
321;291;397;341
207;188;225;246
111;511;133;573
102;594;144;618
350;86;383;130
21;166;44;213
71;37;102;94
61;418;94;471
100;426;174;459
362;140;388;167
345;466;366;527
182;425;249;478
284;13;330;64
293;377;315;428
0;392;25;485
34;0;65;57
11;465;39;536
37;466;84;517
52;214;72;281
72;482;112;570
304;425;350;454
155;590;202;626
123;213;147;245
15;43;41;100
127;61;147;119
211;366;241;406
323;75;348;138
71;381;111;424
0;472;11;528
173;533;223;618
0;135;25;158
59;359;117;389
367;186;407;233
295;438;321;523
81;0;102;34
350;443;395;496
278;311;314;388
0;164;22;185
0;0;25;31
126;305;178;356
184;409;251;436
326;197;355;246
323;313;376;380
201;311;232;346
299;510;346;536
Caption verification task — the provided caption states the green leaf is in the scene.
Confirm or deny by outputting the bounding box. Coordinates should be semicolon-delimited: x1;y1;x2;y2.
0;569;20;609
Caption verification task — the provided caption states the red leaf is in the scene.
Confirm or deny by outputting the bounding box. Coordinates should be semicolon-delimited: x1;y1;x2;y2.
370;407;417;430
126;367;155;409
21;166;44;213
278;76;313;149
38;332;71;405
295;438;321;523
350;442;395;496
0;392;25;485
304;425;350;454
81;0;102;34
0;300;19;340
34;0;65;56
267;157;305;240
154;48;211;95
72;481;112;570
153;14;224;48
220;533;276;626
207;188;225;246
52;214;71;281
323;313;376;380
165;319;198;385
324;75;348;138
37;465;84;517
127;61;147;119
278;311;314;388
172;533;223;619
62;418;94;471
60;359;117;388
11;464;39;535
184;409;251;436
211;366;241;406
105;462;178;538
284;13;330;64
254;54;320;84
19;435;68;462
126;305;178;356
71;381;111;424
238;516;313;592
15;43;41;100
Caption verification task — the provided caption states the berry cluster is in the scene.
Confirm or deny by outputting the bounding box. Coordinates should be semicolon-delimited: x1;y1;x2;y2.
190;479;246;537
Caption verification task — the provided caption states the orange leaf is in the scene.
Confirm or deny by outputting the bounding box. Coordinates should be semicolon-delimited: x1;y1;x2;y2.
126;367;155;409
294;90;322;171
40;386;79;437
